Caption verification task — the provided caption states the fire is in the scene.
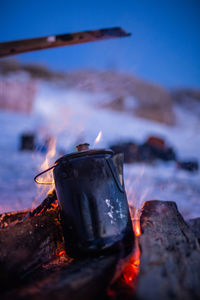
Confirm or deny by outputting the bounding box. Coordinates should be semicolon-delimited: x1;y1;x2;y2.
107;214;141;298
135;225;141;237
93;130;102;147
40;137;57;185
58;250;66;256
129;206;141;237
33;137;57;208
122;243;140;286
123;211;141;286
51;200;58;208
132;218;141;237
35;208;44;216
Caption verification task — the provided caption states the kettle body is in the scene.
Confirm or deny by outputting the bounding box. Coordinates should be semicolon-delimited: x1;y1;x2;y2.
53;148;134;257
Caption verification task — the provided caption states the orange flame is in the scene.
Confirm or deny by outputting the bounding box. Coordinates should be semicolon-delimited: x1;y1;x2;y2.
33;138;57;208
121;216;141;291
123;207;141;286
122;243;140;286
107;209;141;299
51;200;58;208
40;137;56;185
133;218;141;237
129;206;141;236
107;231;141;298
93;130;102;147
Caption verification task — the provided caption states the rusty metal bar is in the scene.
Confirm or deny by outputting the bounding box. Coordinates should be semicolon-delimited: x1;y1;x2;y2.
0;27;131;58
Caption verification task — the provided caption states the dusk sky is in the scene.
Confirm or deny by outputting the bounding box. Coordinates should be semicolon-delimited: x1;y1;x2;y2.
1;0;200;88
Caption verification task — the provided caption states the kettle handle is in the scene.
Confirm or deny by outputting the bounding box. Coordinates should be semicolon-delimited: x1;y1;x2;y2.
106;158;125;193
34;165;56;184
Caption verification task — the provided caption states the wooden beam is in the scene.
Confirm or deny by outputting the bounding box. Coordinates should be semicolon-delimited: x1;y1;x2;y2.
0;27;131;58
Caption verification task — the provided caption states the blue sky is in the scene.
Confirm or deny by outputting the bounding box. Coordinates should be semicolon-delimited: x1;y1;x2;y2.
1;0;200;88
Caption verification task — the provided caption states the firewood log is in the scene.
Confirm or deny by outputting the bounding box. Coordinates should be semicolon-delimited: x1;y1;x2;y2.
0;209;30;228
136;200;200;300
0;207;64;292
3;254;119;300
1;200;200;300
0;205;126;300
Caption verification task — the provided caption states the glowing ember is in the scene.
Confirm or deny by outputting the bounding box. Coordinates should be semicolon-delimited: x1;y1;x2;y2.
93;130;102;147
123;207;141;286
107;210;141;298
122;213;141;287
35;208;44;216
51;201;58;208
122;243;140;287
58;250;66;256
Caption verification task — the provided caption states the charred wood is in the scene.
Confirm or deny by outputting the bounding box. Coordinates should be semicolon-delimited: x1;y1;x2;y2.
0;201;124;300
137;200;200;300
3;254;118;300
0;209;30;228
23;189;57;220
1;200;200;300
0;207;64;292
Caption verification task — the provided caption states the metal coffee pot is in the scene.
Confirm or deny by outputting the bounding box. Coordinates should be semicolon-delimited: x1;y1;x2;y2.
34;143;134;257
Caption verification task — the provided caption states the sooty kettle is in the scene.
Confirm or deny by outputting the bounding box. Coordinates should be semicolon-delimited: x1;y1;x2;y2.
34;143;134;257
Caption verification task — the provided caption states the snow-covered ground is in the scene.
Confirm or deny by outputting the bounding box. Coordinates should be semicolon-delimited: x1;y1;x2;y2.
0;81;200;219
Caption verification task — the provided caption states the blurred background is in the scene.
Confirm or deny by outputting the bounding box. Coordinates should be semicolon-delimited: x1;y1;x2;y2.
0;0;200;218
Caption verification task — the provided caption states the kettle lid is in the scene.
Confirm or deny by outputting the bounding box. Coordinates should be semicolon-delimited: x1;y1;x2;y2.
55;143;113;164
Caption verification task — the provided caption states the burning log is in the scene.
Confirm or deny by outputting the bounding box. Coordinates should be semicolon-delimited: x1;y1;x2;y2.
3;254;118;300
0;191;127;299
0;209;30;228
1;199;200;300
0;205;64;292
23;189;57;220
136;200;200;300
0;205;121;299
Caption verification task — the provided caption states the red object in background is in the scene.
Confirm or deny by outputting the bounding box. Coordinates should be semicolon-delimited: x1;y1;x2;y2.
146;136;166;149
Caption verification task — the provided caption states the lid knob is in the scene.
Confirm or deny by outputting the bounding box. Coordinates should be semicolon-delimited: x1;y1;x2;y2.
76;143;90;152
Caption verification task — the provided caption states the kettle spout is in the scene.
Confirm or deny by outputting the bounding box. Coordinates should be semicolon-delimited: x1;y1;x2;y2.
111;153;124;186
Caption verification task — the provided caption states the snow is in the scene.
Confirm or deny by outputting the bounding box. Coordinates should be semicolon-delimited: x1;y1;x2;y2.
0;80;200;219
